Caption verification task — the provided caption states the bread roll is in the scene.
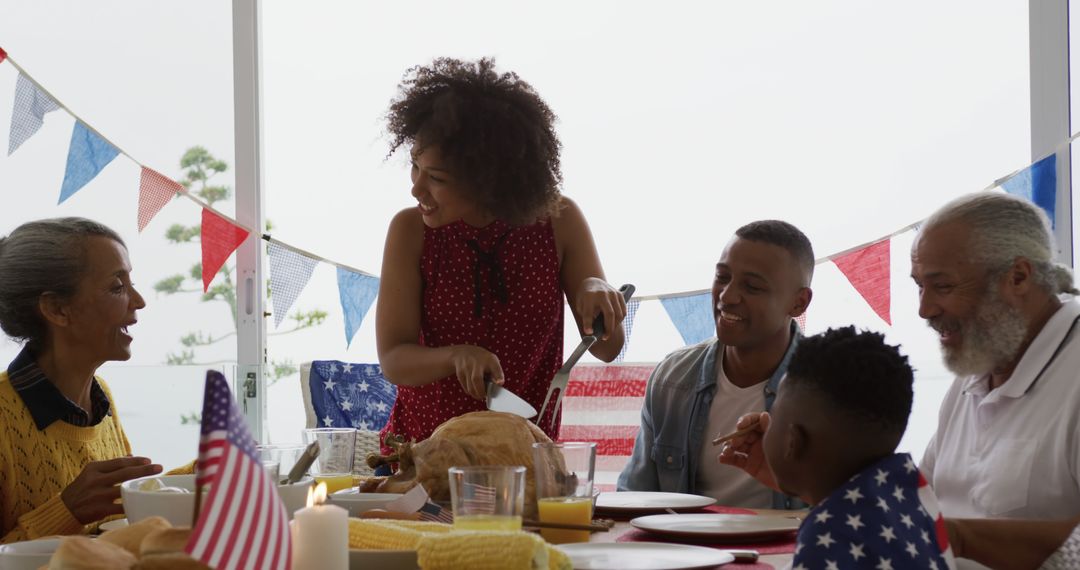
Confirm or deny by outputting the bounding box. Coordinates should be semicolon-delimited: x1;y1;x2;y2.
138;528;191;558
132;553;212;570
99;517;172;558
48;535;137;569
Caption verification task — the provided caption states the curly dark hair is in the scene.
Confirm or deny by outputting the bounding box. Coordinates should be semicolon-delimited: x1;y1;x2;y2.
785;326;913;439
735;220;815;285
386;58;563;225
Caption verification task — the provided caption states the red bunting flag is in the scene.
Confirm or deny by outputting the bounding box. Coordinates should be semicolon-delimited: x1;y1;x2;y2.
795;312;807;331
201;209;250;292
137;167;183;232
832;239;891;325
0;47;7;64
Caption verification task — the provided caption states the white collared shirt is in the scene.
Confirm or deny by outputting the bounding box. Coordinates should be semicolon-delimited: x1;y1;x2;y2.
922;298;1080;519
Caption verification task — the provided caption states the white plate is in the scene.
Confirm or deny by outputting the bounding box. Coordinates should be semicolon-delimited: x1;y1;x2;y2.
0;538;62;570
556;542;733;570
594;492;716;513
99;518;130;532
630;513;800;541
327;490;404;517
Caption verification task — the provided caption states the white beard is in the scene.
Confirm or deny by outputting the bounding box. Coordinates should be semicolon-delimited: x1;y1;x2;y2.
932;286;1029;377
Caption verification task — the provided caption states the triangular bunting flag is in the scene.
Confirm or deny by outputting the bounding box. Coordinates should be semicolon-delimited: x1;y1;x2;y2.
0;47;7;64
833;239;891;325
9;73;60;155
268;242;320;328
660;292;715;346
795;311;807;331
615;299;640;362
337;267;379;347
58;122;119;204
200;209;250;292
1002;153;1057;227
137;167;182;232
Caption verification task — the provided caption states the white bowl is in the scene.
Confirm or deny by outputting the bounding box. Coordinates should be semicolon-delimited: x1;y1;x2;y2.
327;489;403;517
0;538;61;570
121;474;314;526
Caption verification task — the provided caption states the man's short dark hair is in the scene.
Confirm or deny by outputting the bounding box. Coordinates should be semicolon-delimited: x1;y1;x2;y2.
735;220;815;284
784;326;913;439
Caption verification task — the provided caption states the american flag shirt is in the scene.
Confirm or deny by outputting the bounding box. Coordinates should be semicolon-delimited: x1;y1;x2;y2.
792;453;956;570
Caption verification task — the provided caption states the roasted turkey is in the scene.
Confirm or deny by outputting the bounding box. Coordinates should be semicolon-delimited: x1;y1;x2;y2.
367;411;571;518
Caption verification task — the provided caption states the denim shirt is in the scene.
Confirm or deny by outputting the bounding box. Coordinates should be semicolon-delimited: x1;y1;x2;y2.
617;322;805;510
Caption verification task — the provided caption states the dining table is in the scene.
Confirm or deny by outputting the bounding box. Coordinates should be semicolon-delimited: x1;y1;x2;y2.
584;507;798;570
347;506;800;570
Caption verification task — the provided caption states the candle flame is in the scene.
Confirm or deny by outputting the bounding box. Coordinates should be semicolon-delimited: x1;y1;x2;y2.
306;482;328;507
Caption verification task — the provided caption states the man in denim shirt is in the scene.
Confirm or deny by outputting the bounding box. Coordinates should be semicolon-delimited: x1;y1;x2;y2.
617;220;813;510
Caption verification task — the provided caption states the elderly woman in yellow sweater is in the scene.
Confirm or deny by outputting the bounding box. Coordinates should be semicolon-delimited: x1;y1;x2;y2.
0;217;163;544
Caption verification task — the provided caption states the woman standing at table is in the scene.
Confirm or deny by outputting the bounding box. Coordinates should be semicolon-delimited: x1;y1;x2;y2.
376;57;626;447
0;218;161;544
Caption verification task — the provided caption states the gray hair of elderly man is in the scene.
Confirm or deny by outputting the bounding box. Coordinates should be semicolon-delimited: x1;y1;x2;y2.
917;192;1079;296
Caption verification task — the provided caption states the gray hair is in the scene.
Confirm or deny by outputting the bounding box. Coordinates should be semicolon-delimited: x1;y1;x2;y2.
0;217;126;349
919;192;1078;296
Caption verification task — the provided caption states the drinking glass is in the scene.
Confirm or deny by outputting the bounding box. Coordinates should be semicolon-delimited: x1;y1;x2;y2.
302;428;356;494
532;442;596;544
448;465;526;531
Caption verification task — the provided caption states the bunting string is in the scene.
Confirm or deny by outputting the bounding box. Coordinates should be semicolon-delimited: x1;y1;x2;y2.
0;45;1073;351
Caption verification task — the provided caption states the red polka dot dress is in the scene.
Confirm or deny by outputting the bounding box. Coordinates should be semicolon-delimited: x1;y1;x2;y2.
380;218;565;450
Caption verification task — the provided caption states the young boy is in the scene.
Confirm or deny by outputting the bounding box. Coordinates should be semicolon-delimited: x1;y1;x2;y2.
763;326;956;570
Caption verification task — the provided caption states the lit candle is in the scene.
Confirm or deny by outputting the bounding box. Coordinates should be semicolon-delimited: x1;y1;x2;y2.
291;482;349;570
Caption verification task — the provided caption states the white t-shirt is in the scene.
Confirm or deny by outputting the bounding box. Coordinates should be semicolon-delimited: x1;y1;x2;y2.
922;298;1080;520
695;352;772;508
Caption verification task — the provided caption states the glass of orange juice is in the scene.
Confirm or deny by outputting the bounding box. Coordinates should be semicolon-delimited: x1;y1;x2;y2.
448;465;526;531
532;442;596;544
302;428;356;494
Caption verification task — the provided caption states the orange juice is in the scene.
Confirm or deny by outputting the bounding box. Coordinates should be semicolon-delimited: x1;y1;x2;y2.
537;497;593;544
453;514;523;531
314;474;354;494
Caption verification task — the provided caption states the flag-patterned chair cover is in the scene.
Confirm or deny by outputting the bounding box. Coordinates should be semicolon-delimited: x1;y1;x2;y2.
300;360;397;477
557;363;654;491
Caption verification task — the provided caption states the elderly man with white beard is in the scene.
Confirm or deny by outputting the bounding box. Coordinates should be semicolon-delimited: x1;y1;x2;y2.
910;191;1080;521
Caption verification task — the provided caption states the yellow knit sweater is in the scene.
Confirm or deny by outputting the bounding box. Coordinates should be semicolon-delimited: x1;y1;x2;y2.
0;371;132;544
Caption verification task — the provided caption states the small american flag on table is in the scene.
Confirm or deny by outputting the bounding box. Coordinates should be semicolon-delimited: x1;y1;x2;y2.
185;370;292;570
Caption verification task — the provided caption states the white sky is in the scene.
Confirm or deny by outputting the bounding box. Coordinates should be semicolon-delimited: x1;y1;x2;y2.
0;1;1038;465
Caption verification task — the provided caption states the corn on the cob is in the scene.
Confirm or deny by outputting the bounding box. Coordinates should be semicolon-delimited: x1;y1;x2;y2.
347;518;426;550
416;531;546;570
546;544;572;570
348;517;573;570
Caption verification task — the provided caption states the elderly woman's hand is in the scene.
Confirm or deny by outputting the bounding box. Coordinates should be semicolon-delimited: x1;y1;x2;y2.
575;278;627;340
61;456;162;524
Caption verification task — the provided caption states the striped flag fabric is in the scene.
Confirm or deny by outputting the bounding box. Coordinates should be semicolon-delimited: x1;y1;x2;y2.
461;482;497;514
557;364;654;491
185;370;292;570
417;501;455;524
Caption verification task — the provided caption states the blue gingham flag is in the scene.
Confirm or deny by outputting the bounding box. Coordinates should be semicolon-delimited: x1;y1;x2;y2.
267;242;319;328
793;453;955;570
58;121;119;204
336;267;379;347
9;73;60;156
310;360;396;431
615;299;640;363
660;292;714;346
